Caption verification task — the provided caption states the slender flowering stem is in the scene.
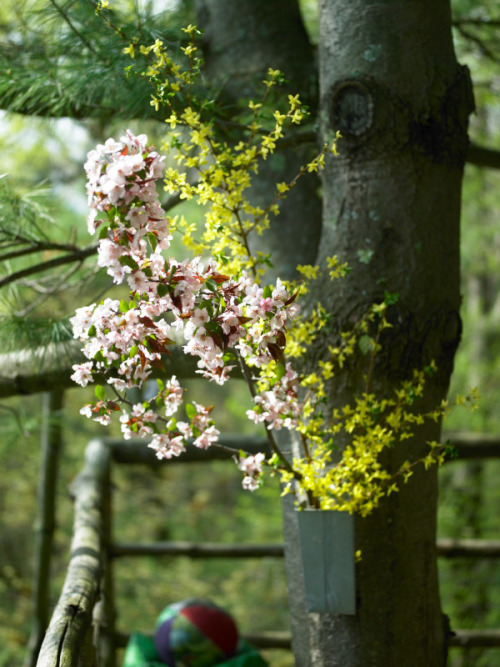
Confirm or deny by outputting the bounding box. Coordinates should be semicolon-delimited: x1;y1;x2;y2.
237;351;300;479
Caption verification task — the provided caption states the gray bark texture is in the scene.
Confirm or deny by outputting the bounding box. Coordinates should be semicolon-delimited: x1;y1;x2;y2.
195;0;321;281
194;1;474;665
284;1;473;665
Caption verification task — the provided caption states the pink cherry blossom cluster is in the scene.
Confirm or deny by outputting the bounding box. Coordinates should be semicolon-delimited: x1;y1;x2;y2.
237;452;266;491
72;130;304;485
246;363;302;430
84;130;171;289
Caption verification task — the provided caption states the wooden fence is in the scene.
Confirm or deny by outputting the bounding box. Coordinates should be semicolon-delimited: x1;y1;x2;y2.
34;433;500;666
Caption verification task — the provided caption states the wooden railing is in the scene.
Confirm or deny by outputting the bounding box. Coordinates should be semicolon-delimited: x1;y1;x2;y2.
36;440;111;667
35;433;500;666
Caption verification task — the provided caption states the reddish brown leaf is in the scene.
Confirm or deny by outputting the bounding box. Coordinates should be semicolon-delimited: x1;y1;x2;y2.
211;273;230;284
139;316;156;328
267;342;284;363
276;331;286;348
284;290;299;307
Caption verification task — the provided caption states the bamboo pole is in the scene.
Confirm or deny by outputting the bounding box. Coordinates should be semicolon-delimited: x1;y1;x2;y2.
92;460;116;667
0;345;212;398
449;629;500;648
36;440;110;667
110;538;500;560
110;435;271;465
25;390;65;667
111;541;285;559
112;628;500;651
437;538;500;558
112;630;293;650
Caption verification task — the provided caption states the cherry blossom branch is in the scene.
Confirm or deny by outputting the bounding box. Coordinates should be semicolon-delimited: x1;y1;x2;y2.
237;351;298;479
70;130;306;492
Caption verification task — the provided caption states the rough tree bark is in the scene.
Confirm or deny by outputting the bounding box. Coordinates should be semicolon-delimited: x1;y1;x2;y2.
284;1;473;665
195;0;321;280
195;0;473;664
196;1;474;665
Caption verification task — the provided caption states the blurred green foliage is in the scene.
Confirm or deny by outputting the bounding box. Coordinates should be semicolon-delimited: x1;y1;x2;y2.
437;3;500;663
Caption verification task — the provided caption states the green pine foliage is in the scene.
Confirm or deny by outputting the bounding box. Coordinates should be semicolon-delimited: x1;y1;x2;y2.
0;0;195;121
0;174;98;348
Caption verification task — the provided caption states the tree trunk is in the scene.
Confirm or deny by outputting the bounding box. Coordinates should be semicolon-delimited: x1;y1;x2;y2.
196;1;474;664
195;0;321;280
281;1;473;665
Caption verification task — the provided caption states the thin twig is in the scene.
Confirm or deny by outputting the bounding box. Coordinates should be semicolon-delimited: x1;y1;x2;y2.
0;243;98;290
454;24;499;61
48;0;98;55
0;241;87;263
213;117;317;149
453;18;500;27
16;263;86;317
237;351;300;479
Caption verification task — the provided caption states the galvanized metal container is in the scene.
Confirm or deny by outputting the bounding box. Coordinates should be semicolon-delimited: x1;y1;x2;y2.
296;510;356;614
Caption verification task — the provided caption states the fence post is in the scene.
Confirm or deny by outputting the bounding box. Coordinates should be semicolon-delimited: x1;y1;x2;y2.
94;454;117;667
25;390;65;667
36;439;110;667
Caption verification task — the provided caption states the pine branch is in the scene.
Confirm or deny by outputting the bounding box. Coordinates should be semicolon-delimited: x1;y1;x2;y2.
0;181;55;244
48;0;99;56
0;314;74;354
14;263;95;318
0;243;98;290
0;188;182;299
0;241;88;263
